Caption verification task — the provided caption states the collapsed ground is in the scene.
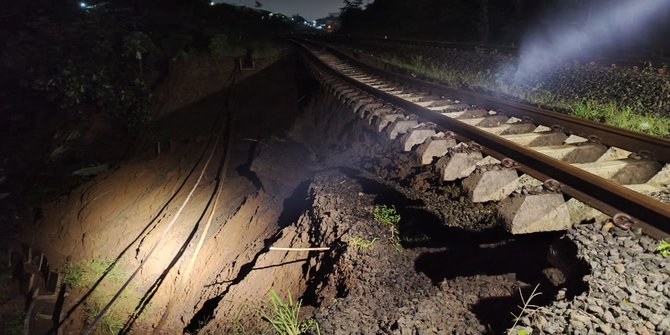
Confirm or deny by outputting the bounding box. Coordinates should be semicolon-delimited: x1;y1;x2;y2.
2;45;669;334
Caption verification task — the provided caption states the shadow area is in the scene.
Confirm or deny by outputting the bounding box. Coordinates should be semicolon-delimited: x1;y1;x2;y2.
413;224;590;333
336;166;589;334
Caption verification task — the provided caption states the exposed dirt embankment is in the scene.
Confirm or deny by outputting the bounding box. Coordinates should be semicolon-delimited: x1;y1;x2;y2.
25;52;326;333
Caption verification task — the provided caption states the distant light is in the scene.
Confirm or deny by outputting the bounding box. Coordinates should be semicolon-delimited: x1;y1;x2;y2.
209;1;214;5
79;2;87;8
269;13;273;17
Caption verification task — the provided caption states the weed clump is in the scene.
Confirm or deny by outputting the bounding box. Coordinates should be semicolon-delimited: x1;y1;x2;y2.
373;205;402;251
656;240;670;257
348;236;378;250
260;290;320;335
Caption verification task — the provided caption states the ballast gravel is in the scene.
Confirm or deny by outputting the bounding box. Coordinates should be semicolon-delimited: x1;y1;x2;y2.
515;222;670;335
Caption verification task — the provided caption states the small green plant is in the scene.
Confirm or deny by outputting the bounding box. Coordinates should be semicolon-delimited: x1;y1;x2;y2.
508;284;542;334
348;237;378;250
373;205;401;226
656;240;670;257
373;205;402;251
260;290;320;335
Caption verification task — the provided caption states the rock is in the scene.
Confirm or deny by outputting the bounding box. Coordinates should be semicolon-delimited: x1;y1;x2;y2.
570;311;591;324
615;263;625;274
587;304;604;317
650;314;664;326
621;321;635;332
629;293;643;304
603;310;616;323
636;325;652;335
543;268;567;286
569;319;585;331
599;323;612;334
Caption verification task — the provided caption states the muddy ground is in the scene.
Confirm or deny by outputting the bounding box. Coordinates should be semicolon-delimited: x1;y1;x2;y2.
3;48;592;334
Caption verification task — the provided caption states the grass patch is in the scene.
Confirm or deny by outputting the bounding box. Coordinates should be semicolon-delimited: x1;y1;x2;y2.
558;100;670;137
63;259;122;288
260;290;319;335
348;236;378;250
62;259;143;334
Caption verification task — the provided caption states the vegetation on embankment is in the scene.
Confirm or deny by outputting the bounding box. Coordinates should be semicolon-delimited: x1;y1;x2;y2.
1;1;292;137
0;0;298;206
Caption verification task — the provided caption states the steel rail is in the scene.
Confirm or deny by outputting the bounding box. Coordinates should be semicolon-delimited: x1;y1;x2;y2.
296;40;670;239
321;43;670;163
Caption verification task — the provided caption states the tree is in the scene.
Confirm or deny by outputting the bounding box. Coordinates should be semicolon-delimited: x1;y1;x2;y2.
122;31;157;81
339;0;365;33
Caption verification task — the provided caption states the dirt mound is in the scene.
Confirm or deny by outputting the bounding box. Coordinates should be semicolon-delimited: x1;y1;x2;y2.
295;170;575;334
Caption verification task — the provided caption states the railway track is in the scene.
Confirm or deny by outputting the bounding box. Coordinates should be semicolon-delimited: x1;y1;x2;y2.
296;39;670;240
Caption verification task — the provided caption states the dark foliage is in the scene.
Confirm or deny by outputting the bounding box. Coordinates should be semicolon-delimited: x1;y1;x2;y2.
0;0;295;137
338;0;670;56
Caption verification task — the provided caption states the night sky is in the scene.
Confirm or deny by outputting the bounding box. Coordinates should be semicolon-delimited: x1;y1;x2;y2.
221;0;347;20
